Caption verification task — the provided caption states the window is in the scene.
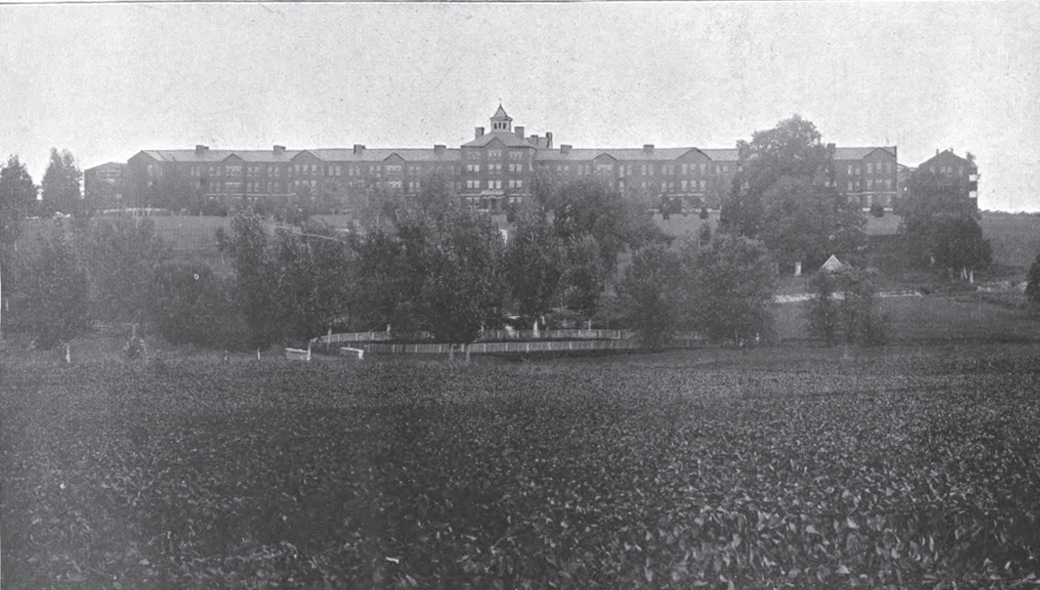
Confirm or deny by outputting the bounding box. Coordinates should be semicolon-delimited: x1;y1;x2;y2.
885;179;892;189
699;180;706;191
516;179;522;189
488;150;502;159
848;181;854;191
855;166;861;175
510;151;524;160
867;163;873;174
641;165;647;175
681;180;688;191
886;162;893;174
466;151;481;160
867;179;873;189
700;163;707;175
682;164;688;175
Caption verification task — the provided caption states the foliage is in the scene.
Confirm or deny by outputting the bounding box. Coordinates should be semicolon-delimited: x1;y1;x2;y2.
352;183;505;343
930;214;992;274
1027;252;1040;307
10;226;92;349
216;213;279;349
720;115;864;272
721;114;833;239
618;244;682;349
270;223;354;343
80;217;170;324
147;262;246;349
561;233;607;321
699;205;709;220
503;210;566;319
4;349;1040;589
0;155;37;248
683;225;775;345
899;169;985;271
406;199;505;343
41;148;84;217
806;268;887;346
759;176;865;272
870;202;885;218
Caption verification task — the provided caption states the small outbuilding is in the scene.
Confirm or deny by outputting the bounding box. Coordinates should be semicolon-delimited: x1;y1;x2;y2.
820;255;845;273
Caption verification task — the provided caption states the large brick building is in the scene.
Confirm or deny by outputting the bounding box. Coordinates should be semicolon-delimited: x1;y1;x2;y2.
119;106;899;213
914;149;979;210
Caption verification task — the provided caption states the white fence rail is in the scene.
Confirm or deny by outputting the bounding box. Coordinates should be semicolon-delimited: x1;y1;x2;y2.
315;328;633;345
359;339;641;356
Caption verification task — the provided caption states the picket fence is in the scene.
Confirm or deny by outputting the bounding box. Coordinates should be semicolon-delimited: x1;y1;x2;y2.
316;328;633;346
350;339;641;356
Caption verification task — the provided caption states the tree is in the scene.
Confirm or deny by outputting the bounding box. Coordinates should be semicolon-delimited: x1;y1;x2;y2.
81;217;169;324
930;214;991;279
409;199;505;343
682;225;775;345
721;114;833;239
806;268;886;347
13;227;92;349
618;244;682;349
759;176;865;273
41;148;83;216
899;168;984;273
1026;252;1040;307
270;222;354;343
561;233;607;322
217;213;279;349
1;155;37;248
148;262;244;349
503;209;566;319
720;115;864;273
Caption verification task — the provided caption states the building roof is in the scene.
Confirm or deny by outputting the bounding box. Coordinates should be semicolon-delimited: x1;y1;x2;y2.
462;131;537;149
916;149;973;169
833;146;897;161
309;148;461;162
85;162;126;171
140;149;303;163
492;104;511;120
534;146;739;163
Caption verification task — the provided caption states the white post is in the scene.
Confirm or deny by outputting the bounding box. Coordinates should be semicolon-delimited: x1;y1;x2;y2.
64;342;71;363
794;261;802;276
969;269;974;284
257;348;261;361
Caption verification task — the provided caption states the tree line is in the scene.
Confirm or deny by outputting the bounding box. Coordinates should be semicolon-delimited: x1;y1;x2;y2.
1;117;1030;354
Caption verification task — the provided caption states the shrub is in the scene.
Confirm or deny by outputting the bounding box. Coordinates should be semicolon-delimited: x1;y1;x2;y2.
147;262;247;350
870;202;885;218
1027;252;1040;307
806;267;887;346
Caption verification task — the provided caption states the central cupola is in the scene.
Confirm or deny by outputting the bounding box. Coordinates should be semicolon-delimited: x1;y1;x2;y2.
490;104;513;132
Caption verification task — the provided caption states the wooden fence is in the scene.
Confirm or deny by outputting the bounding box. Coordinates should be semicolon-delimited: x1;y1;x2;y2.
353;339;641;356
316;328;633;345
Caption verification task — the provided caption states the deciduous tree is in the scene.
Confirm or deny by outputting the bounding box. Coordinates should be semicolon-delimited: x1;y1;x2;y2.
81;217;169;324
618;244;682;349
41;148;83;216
13;227;92;349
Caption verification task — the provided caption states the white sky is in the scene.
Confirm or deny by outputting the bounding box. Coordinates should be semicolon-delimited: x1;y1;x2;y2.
1;2;1038;211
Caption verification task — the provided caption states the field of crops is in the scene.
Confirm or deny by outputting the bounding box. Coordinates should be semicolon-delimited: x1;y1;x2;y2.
3;347;1040;589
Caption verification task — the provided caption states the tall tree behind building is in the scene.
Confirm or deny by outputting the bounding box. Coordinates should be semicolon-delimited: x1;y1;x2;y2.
41;148;83;216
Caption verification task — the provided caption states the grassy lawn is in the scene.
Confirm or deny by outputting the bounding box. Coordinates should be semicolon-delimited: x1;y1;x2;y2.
3;346;1039;589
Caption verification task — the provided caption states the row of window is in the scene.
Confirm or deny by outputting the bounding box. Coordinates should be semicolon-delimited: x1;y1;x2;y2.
929;165;966;176
846;179;895;191
462;179;525;190
846;162;894;176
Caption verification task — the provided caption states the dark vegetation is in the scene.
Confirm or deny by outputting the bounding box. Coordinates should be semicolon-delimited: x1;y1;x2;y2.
3;347;1040;589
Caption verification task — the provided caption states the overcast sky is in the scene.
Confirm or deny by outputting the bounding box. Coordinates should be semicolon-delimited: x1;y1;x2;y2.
2;2;1037;211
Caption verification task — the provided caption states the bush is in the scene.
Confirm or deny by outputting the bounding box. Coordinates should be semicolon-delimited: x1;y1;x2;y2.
806;268;887;346
1026;252;1040;307
870;202;885;218
147;262;247;350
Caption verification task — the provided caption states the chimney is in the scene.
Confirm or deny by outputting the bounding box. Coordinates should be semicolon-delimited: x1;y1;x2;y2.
353;144;366;154
546;132;553;149
529;134;539;146
643;144;654;154
475;127;485;139
434;144;445;156
827;142;835;152
195;144;208;155
515;126;525;139
273;145;285;155
560;144;572;154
